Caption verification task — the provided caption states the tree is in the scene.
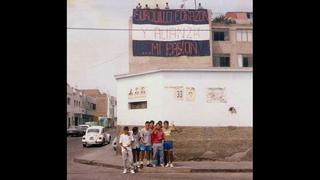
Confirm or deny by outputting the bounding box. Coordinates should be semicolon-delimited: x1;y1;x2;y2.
212;15;236;25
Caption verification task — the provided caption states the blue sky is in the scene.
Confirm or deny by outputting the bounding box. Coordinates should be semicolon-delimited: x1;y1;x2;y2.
67;0;252;95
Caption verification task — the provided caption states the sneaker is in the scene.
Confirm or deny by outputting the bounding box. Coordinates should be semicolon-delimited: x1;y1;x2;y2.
147;164;153;167
160;164;164;167
123;169;127;174
130;169;135;174
170;163;174;168
165;163;170;167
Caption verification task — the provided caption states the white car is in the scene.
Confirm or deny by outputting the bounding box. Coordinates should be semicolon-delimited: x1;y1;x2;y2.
82;126;111;147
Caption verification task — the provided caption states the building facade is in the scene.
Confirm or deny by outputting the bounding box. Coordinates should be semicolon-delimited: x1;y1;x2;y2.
82;94;96;123
67;84;97;128
82;89;117;128
115;69;252;127
115;8;252;161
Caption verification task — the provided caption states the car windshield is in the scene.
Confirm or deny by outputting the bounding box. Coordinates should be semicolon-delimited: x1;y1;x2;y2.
87;129;100;133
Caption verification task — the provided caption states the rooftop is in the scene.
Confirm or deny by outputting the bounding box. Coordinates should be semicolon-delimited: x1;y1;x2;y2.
115;68;252;79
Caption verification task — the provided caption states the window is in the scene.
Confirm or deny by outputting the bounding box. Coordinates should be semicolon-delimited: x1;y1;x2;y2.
213;30;229;41
74;100;76;106
129;101;147;109
67;97;70;105
236;30;252;42
213;55;230;67
93;104;96;110
238;54;253;67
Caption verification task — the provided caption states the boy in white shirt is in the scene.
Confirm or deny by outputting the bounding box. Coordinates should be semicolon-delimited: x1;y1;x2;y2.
119;126;135;174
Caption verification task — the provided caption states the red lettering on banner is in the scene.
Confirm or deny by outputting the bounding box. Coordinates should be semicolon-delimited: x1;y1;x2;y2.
155;11;162;24
134;9;208;24
203;11;208;22
195;11;200;22
189;11;195;22
176;41;183;56
166;43;172;56
190;42;198;55
184;42;190;55
151;42;161;56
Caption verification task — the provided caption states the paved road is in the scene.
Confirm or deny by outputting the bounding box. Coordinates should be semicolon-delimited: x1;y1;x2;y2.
68;171;252;180
67;128;252;180
67;128;117;180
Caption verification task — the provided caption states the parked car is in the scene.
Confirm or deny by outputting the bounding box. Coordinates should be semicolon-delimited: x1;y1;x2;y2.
67;126;85;137
79;125;90;134
82;126;111;147
85;122;97;127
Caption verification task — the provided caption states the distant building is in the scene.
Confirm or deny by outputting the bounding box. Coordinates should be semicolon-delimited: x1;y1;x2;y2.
212;20;252;68
225;12;253;24
82;89;117;127
82;94;96;123
67;84;96;128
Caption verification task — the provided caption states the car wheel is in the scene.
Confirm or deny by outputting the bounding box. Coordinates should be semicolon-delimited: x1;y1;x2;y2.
83;144;86;148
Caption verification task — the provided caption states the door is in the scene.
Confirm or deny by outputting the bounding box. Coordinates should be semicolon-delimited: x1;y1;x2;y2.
75;117;78;126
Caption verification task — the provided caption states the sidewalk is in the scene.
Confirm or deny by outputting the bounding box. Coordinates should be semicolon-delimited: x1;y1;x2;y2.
74;144;252;173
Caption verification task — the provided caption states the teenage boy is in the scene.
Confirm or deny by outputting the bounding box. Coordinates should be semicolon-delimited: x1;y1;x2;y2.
119;126;135;174
139;121;152;168
131;127;140;170
151;122;165;167
162;121;177;167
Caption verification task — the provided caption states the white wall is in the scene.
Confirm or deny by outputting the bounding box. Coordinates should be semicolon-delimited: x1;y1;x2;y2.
116;70;252;127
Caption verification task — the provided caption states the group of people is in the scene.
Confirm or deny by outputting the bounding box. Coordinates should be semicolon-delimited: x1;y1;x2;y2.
119;120;177;174
135;2;204;10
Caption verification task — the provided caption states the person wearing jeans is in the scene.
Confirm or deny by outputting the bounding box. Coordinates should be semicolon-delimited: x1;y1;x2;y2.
151;122;165;167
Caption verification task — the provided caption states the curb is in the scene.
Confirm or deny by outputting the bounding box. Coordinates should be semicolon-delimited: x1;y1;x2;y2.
74;158;123;170
190;169;253;173
74;158;252;173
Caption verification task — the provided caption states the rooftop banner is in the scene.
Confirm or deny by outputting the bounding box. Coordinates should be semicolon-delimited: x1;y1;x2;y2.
132;9;210;57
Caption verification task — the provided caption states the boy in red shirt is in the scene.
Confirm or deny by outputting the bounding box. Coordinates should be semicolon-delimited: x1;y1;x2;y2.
151;122;165;167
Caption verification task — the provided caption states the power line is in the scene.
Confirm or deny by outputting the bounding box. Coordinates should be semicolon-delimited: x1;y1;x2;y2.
68;27;211;31
88;51;128;69
67;27;252;31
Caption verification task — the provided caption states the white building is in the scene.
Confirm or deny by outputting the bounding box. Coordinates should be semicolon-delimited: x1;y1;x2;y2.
115;69;252;127
67;84;97;128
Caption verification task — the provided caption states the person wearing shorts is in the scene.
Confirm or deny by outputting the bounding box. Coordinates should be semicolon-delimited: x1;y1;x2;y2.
162;121;177;168
139;121;152;168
